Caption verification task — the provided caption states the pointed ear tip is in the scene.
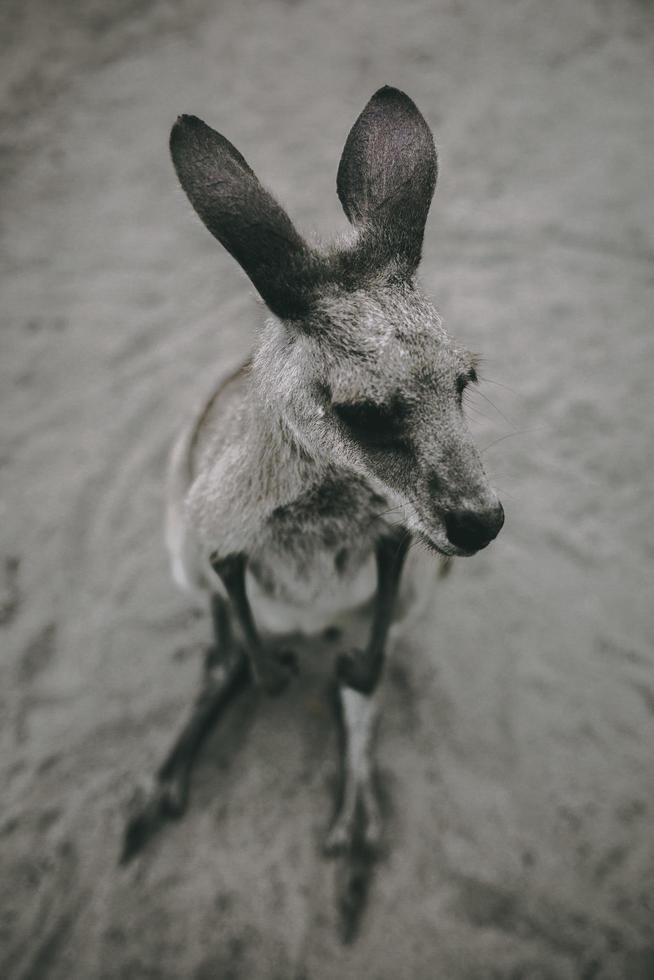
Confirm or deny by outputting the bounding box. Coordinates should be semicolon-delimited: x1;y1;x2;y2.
170;114;205;142
370;84;412;105
373;84;404;97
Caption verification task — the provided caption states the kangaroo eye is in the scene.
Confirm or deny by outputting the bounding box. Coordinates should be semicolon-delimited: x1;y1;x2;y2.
334;400;389;434
333;399;407;449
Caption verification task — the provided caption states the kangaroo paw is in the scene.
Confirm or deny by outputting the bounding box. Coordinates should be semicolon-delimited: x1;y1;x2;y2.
336;650;377;696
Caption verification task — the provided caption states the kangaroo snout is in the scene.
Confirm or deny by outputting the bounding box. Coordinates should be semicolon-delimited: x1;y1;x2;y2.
443;502;504;554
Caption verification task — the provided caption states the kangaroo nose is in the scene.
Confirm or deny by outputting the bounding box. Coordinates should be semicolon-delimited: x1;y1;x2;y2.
444;503;504;553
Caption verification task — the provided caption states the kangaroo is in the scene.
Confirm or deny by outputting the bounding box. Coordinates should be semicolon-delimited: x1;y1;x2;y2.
122;87;504;878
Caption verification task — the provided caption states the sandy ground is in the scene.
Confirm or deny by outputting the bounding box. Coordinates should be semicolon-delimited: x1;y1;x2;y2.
2;0;654;976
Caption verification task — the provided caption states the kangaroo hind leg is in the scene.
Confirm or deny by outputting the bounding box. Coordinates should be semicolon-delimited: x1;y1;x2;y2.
120;595;249;864
324;686;381;857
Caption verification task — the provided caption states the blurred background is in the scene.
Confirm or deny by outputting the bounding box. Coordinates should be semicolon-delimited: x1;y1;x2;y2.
1;0;654;977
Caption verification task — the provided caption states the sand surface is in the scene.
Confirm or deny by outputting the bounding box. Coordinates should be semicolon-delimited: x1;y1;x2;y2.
2;1;654;976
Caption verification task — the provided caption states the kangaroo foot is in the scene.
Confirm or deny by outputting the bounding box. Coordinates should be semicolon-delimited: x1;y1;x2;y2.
120;771;189;864
119;625;248;865
323;781;382;857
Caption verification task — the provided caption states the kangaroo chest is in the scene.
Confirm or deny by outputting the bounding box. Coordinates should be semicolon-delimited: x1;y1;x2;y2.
247;471;389;613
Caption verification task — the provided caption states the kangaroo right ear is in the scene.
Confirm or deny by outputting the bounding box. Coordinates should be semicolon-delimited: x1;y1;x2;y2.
170;115;319;320
337;86;438;277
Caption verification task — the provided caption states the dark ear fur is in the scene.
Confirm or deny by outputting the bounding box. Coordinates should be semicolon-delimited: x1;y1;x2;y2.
170;115;319;319
337;86;437;277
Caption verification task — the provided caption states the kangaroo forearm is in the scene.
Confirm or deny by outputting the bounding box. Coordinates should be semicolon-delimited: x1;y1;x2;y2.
210;551;264;656
368;529;411;654
338;528;411;695
210;550;297;695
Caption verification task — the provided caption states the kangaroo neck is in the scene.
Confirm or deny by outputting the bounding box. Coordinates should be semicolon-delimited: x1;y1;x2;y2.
243;374;329;514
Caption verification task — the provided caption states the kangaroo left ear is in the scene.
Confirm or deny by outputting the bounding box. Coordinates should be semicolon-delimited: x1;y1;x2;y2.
337;86;438;277
170;114;321;320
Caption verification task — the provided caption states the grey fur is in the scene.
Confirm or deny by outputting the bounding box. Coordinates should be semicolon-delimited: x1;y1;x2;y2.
152;87;503;893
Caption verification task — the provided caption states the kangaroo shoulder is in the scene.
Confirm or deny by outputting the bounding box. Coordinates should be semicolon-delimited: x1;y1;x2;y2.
188;357;253;479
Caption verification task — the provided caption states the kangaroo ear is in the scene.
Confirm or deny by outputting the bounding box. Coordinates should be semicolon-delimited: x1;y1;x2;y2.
170;115;319;319
337;86;437;276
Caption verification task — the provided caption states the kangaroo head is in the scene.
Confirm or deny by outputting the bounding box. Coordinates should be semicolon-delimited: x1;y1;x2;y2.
170;86;503;556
